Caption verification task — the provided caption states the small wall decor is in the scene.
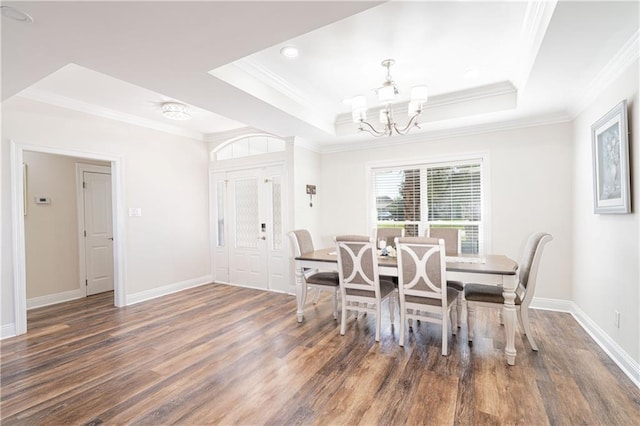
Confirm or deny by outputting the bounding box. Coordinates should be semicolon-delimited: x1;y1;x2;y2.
591;99;630;214
306;184;316;207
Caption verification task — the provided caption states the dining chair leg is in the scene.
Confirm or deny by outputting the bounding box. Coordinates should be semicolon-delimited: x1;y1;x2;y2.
441;318;449;356
467;305;475;342
313;288;321;305
450;304;457;336
340;299;347;336
520;307;539;351
399;305;406;347
332;289;338;320
375;302;382;342
388;293;395;324
456;295;462;328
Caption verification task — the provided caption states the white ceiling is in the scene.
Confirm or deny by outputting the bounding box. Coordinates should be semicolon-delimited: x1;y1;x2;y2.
2;1;638;149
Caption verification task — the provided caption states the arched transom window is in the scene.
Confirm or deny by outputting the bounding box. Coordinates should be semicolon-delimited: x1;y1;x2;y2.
215;135;285;161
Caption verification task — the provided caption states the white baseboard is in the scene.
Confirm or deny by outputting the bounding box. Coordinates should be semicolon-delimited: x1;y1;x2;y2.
570;302;640;388
27;288;85;310
532;296;639;388
1;323;17;339
125;275;213;306
530;296;574;312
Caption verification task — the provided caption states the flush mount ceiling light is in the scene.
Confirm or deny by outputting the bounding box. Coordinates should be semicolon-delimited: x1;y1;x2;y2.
1;5;34;23
161;102;191;120
280;46;299;58
349;59;428;137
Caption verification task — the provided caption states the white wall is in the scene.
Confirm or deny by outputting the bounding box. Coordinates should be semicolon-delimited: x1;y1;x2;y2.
572;60;639;363
1;97;212;332
292;144;322;246
319;122;574;301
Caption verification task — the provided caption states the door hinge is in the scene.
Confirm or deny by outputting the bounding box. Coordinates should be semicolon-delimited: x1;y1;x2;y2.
85;279;88;286
84;230;87;237
83;181;86;189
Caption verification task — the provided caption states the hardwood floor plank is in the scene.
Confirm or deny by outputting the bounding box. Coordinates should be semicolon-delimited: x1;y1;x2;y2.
1;283;638;425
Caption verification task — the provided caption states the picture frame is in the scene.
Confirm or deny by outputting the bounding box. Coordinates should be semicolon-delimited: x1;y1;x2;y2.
591;100;630;214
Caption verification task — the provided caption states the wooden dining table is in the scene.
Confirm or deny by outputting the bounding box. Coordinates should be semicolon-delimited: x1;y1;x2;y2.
294;248;521;365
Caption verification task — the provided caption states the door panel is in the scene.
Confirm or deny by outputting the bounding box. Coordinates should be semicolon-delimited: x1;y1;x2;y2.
84;171;114;295
213;165;288;292
228;170;268;289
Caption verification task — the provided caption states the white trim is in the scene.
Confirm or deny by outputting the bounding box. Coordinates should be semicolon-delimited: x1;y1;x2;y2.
9;141;127;336
570;30;640;118
27;289;85;310
76;163;112;299
125;275;213;305
234;58;318;113
516;0;558;90
530;297;640;389
17;88;204;141
530;296;574;312
335;81;517;127
321;113;571;154
1;324;17;340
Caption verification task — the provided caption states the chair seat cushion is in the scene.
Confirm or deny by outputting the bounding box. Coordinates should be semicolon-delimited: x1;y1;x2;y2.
405;287;459;307
306;271;339;287
345;278;395;298
446;280;464;291
464;283;522;304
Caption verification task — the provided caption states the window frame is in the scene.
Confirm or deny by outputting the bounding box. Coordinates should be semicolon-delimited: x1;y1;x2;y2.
366;152;491;255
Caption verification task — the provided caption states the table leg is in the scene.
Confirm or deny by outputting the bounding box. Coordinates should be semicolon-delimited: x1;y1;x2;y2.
295;264;306;322
502;276;518;365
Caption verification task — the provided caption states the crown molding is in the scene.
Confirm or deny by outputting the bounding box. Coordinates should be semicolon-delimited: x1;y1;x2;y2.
320;112;571;154
16;88;204;141
334;81;517;128
516;0;558;90
569;29;639;118
234;58;319;113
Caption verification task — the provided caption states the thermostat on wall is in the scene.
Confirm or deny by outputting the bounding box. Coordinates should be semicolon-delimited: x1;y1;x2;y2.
34;197;51;205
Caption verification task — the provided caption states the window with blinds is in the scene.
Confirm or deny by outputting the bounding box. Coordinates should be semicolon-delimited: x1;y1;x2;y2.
373;159;483;254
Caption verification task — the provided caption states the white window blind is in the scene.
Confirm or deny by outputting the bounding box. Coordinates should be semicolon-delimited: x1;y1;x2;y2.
373;159;483;253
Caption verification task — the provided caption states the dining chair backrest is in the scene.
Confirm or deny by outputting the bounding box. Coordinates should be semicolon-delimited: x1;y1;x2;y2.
335;235;380;298
396;237;448;306
376;227;404;247
290;229;315;256
518;232;553;305
426;227;460;256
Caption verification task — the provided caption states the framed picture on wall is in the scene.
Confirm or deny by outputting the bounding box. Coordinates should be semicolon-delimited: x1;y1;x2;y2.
591;100;630;214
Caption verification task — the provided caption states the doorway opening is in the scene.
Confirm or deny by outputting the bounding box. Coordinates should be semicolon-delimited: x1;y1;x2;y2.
10;141;125;335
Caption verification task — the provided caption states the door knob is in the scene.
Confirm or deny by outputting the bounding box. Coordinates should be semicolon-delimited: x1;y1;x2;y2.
108;237;114;240
259;236;266;240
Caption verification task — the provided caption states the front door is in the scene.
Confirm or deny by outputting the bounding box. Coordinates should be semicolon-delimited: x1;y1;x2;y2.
213;165;288;292
83;170;114;295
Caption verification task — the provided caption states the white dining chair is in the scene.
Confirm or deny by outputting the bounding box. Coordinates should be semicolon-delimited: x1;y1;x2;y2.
425;227;464;325
335;235;396;342
289;229;340;319
395;237;459;355
465;232;553;351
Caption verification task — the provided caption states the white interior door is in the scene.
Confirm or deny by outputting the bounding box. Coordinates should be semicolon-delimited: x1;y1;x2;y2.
83;171;114;295
214;165;288;291
228;169;268;289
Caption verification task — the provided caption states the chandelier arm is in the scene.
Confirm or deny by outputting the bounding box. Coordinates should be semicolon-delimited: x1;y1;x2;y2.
358;120;388;137
393;112;422;135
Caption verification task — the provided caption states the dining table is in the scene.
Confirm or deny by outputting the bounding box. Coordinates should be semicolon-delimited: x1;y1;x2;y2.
294;248;521;366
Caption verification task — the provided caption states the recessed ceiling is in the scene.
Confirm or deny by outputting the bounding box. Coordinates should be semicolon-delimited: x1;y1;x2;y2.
2;1;638;148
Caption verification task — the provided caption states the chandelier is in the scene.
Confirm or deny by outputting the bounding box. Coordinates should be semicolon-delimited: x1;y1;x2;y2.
350;59;428;137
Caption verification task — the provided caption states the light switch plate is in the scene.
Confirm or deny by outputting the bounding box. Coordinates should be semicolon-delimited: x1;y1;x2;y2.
128;207;142;217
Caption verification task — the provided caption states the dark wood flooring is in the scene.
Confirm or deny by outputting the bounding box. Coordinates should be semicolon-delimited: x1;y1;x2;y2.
1;283;639;425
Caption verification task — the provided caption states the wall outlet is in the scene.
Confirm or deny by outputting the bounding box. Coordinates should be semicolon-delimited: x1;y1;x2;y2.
614;310;621;328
